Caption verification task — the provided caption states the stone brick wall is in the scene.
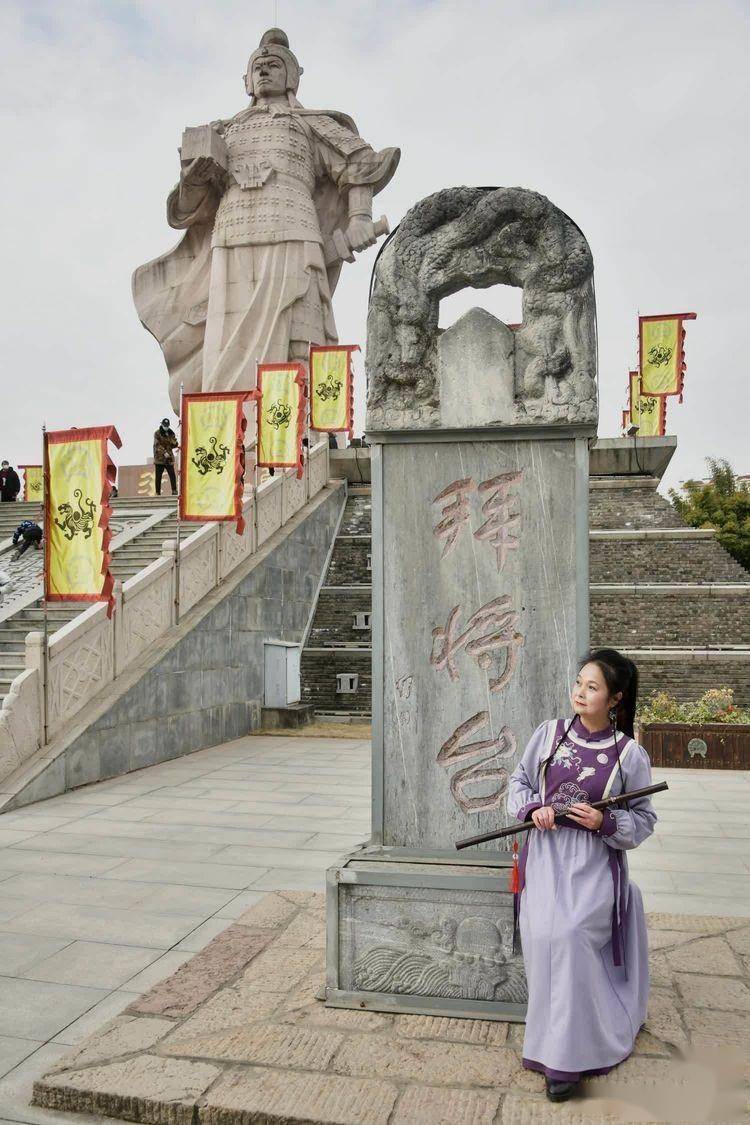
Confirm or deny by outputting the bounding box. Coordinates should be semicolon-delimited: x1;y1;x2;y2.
591;591;750;648
589;485;684;530
633;656;750;706
590;537;749;584
301;650;372;714
327;539;371;586
308;589;372;646
28;486;344;799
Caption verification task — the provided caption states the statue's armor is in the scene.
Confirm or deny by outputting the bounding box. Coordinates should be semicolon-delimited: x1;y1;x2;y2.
212;108;321;249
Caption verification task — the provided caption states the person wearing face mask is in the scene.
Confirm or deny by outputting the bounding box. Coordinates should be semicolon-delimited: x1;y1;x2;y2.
0;461;20;502
507;648;656;1103
153;418;178;496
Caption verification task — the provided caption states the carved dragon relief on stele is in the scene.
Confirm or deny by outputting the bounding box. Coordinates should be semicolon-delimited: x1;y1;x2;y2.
366;186;598;432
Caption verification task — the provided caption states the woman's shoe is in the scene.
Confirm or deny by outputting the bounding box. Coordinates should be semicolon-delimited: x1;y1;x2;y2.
545;1076;577;1101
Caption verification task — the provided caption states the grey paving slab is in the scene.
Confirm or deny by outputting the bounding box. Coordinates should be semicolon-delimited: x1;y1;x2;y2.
0;831;35;848
0;934;72;977
11;833;226;864
0;978;108;1040
214;845;345;871
213;889;269;919
221;799;353;818
0;873;155;910
1;902;207;949
642;892;750;918
101;858;269;890
0;1037;42;1082
19;942;161;990
0;851;127;877
128;884;239;917
251;868;327;892
0;898;38;925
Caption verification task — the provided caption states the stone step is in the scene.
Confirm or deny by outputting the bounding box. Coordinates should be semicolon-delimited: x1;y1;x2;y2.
589;482;685;531
301;649;372;714
619;648;750;707
591;586;750;648
338;495;372;536
590;534;748;583
327;539;372;586
307;588;372;646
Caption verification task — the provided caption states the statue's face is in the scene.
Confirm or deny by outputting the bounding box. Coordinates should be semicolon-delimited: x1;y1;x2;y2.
249;53;287;97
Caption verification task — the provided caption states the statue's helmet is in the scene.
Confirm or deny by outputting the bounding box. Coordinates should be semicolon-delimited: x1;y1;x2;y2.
245;28;303;96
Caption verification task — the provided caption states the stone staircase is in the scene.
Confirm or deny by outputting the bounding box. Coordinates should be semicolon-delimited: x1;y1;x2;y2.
0;499;179;710
301;488;372;718
589;476;750;704
300;477;750;715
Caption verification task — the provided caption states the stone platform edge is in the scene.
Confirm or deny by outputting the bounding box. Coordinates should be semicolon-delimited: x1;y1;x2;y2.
32;891;750;1125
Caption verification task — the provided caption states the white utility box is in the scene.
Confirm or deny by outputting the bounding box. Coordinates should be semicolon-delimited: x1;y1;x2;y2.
263;640;302;707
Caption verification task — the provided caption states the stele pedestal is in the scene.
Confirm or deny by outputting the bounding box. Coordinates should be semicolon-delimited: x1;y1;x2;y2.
325;185;599;1021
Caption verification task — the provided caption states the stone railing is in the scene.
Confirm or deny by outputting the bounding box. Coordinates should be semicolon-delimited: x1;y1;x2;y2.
0;444;329;782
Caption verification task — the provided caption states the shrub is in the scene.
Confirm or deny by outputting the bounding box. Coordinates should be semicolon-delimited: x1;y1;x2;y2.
637;687;750;726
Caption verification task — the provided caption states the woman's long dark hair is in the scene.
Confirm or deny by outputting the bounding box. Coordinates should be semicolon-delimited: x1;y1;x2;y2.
536;648;639;805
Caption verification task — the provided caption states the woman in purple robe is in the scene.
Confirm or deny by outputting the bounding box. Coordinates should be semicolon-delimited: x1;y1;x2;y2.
507;647;656;1103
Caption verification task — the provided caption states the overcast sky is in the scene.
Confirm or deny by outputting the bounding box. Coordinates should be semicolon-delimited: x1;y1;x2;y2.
1;0;747;494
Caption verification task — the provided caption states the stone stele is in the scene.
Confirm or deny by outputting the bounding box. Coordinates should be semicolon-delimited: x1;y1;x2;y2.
325;185;598;1022
133;28;400;411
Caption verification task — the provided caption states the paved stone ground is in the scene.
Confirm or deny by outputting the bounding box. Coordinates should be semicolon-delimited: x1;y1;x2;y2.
31;893;750;1123
0;737;748;1123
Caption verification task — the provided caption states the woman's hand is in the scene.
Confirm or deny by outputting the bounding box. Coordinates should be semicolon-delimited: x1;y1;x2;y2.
531;806;558;831
566;802;604;831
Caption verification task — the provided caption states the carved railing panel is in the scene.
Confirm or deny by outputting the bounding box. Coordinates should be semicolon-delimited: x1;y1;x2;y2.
257;478;283;546
282;468;307;522
119;560;174;673
308;441;329;499
219;497;254;580
47;606;114;733
179;528;218;615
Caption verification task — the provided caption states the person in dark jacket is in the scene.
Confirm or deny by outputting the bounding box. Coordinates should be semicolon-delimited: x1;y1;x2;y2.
0;461;20;502
153;418;178;495
12;520;43;560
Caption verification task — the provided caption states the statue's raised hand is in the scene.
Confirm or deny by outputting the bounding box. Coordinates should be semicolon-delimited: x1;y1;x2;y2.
346;215;377;253
182;156;219;189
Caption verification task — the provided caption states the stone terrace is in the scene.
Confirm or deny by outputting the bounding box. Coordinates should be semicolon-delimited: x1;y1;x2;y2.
32;893;750;1124
0;736;748;1122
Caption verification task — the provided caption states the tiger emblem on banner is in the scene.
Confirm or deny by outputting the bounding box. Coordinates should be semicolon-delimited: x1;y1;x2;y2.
191;436;230;476
266;400;292;430
54;489;97;541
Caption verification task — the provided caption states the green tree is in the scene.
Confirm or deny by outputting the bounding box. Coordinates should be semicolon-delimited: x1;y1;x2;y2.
669;457;750;571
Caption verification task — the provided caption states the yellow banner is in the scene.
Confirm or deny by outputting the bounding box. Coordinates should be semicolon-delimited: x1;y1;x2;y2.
310;346;354;432
640;317;681;395
258;364;303;467
20;465;43;502
46;436;107;600
629;371;665;437
181;396;240;521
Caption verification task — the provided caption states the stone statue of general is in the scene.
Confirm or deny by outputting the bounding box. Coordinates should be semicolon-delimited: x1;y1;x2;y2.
133;28;400;410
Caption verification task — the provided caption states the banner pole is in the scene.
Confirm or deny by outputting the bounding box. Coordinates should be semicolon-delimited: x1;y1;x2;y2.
41;423;49;746
175;384;183;625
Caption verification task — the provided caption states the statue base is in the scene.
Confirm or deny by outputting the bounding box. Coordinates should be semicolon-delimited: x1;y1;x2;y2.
325;847;528;1022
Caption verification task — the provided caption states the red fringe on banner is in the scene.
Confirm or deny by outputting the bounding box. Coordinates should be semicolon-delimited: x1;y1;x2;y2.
100;426;122;618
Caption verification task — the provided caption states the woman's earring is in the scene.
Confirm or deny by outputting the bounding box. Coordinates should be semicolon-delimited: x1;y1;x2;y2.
608;706;617;726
